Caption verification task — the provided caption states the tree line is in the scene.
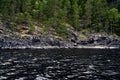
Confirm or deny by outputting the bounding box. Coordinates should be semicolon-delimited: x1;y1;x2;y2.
0;0;120;36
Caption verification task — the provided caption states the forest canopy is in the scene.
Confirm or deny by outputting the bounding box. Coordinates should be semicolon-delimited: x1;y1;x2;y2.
0;0;120;36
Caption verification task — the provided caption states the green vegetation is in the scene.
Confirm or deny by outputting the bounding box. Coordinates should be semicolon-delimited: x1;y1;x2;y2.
0;0;120;37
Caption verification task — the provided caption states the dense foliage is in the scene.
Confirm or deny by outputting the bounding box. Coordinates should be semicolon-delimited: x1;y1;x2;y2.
0;0;120;36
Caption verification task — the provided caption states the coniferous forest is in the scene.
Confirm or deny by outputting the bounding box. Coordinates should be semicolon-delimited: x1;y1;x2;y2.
0;0;120;37
1;1;120;80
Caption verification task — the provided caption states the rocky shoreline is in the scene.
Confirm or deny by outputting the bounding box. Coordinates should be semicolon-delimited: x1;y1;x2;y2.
0;34;120;49
1;45;120;49
0;20;120;49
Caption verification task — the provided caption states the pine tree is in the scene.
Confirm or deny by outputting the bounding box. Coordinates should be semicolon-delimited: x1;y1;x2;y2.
61;0;71;23
85;0;92;29
72;0;80;31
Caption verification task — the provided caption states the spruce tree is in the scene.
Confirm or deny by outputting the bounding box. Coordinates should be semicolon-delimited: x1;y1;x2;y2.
72;0;80;31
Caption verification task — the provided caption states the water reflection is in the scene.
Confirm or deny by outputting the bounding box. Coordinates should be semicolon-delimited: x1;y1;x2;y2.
0;49;120;80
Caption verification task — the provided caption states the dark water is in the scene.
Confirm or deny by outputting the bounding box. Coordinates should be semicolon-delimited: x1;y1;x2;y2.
0;49;120;80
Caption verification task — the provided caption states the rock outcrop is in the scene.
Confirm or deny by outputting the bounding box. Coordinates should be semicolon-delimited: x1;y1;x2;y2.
0;33;119;49
0;20;120;49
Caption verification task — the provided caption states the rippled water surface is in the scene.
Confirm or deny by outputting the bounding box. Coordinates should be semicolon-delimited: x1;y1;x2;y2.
0;49;120;80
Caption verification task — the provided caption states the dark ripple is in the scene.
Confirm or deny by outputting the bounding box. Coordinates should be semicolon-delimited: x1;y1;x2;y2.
0;49;120;80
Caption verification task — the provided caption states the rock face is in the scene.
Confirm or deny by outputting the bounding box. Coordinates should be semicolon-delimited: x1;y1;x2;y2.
0;20;120;49
0;33;120;49
88;34;120;46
